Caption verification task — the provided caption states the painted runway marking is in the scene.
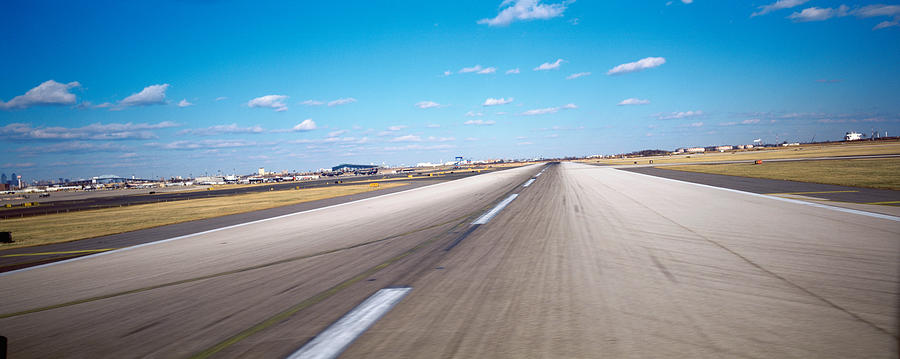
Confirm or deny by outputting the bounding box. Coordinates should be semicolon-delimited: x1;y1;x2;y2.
523;178;536;187
623;170;900;222
1;248;117;258
472;194;518;225
864;200;900;205
287;287;412;359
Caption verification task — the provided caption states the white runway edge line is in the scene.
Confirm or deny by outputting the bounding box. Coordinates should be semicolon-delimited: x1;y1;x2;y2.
286;287;412;359
523;178;536;187
473;194;518;225
622;169;900;222
0;167;541;277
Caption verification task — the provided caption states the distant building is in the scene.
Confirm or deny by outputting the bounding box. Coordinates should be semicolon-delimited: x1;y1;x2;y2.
258;167;266;176
845;132;862;141
0;173;6;185
0;183;8;191
685;147;705;153
714;145;733;152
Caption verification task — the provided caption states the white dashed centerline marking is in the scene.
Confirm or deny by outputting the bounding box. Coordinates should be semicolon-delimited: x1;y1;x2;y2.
287;287;412;359
472;194;518;225
523;178;536;187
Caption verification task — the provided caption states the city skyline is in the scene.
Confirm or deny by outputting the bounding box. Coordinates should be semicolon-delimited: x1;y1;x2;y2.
2;0;899;180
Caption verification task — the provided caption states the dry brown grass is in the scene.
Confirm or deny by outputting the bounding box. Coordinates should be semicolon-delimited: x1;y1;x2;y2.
0;182;407;249
664;158;900;191
580;141;900;166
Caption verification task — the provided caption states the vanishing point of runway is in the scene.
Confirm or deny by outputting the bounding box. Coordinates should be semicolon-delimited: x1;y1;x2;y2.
1;162;897;358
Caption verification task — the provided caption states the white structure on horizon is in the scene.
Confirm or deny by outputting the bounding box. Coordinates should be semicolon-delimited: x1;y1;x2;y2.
845;132;862;141
258;167;266;176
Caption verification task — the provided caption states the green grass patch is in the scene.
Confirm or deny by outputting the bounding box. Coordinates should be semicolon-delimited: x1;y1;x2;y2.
663;158;900;190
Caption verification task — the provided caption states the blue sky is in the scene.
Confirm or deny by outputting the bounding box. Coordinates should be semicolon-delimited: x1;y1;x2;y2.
2;0;899;181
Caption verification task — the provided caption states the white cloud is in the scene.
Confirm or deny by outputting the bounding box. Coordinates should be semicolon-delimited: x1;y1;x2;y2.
147;139;257;150
300;99;324;106
521;103;577;115
415;101;442;109
534;59;564;71
1;121;177;140
874;19;900;29
565;72;591;80
388;125;408;131
617;98;650;106
293;119;317;131
390;134;423;142
682;0;693;3
119;84;169;107
0;80;81;109
855;4;900;18
328;97;357;106
506;68;521;74
483;97;514;106
178;99;193;108
427;136;455;142
383;144;455;151
465;111;484;117
426;124;441;128
459;65;484;73
477;67;497;74
751;0;809;17
607;57;666;75
17;141;129;154
742;119;761;124
658;110;703;120
464;119;496;125
689;122;704;127
478;0;569;27
788;5;849;22
178;124;264;136
517;141;534;145
215;96;228;101
442;70;452;77
329;129;348;137
248;95;288;111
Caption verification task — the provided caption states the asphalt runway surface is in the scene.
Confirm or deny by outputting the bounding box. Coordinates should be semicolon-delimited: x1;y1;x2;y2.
622;166;900;204
1;163;897;358
0;169;486;219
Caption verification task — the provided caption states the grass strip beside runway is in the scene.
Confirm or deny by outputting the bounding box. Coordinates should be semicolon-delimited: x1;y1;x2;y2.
0;182;408;249
663;158;900;191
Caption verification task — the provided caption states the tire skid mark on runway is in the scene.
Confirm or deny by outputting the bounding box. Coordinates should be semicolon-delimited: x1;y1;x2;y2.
0;214;472;320
606;178;898;339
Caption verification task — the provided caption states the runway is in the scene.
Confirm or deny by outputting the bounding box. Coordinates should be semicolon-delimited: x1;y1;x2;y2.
1;162;897;358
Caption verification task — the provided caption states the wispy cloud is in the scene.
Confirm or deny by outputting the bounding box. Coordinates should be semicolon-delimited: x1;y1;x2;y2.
0;80;81;110
119;84;169;108
293;119;317;131
177;99;194;108
751;0;809;17
465;111;484;117
248;95;288;111
17;141;129;154
788;5;848;22
390;134;423;142
483;97;514;106
657;110;703;120
147;139;258;150
521;103;577;115
617;98;650;106
464;119;496;125
328;129;347;137
215;96;228;101
426;124;441;128
459;65;485;73
1;122;177;140
607;57;666;75
478;0;570;27
477;67;497;74
565;72;591;80
327;97;357;106
388;125;408;131
415;101;443;109
506;68;520;74
178;124;263;136
300;99;324;106
534;59;564;71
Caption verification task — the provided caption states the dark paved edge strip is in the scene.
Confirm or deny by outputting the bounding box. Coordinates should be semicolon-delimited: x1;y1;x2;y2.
618;166;900;204
0;179;450;271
